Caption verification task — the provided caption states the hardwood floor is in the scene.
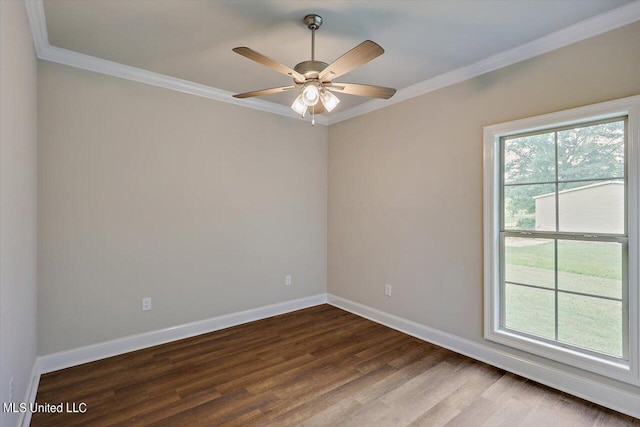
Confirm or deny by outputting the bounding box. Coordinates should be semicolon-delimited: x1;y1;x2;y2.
32;305;638;426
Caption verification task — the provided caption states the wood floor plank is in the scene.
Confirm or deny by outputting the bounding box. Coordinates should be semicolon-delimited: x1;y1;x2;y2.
444;396;503;427
124;389;223;426
264;365;397;426
215;354;313;394
378;360;465;405
479;397;531;427
299;397;363;427
437;361;504;412
353;361;475;426
31;305;639;426
351;349;449;404
594;410;640;427
334;399;393;427
409;401;461;427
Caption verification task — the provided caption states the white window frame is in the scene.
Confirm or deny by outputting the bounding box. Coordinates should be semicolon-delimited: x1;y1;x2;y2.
483;95;640;385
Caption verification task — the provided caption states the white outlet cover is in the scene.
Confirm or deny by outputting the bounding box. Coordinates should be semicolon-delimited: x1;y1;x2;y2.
385;284;392;296
142;297;152;311
285;275;292;286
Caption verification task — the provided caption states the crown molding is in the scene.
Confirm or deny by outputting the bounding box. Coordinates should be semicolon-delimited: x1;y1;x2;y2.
24;0;47;57
22;0;330;126
39;44;330;125
326;0;640;125
25;0;640;127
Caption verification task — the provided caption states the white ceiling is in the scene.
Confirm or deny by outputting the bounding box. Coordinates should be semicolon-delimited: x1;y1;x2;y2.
41;0;634;115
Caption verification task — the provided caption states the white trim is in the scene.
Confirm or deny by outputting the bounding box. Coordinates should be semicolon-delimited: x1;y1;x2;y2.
23;294;640;420
23;0;640;127
37;294;327;374
327;1;640;125
327;294;640;419
38;46;330;126
23;0;47;57
22;1;329;126
485;95;640;136
17;360;41;427
483;95;640;386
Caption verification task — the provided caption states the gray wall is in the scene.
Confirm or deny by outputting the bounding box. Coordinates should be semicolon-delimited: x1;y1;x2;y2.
37;62;327;355
24;9;640;409
0;1;39;426
328;22;640;393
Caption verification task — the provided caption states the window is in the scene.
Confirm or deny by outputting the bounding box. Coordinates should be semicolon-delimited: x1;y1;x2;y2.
484;96;640;385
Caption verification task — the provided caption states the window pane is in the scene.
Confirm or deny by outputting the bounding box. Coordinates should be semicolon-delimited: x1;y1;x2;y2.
558;241;622;299
496;115;629;365
558;180;624;234
558;293;622;358
505;237;554;288
558;121;624;181
504;132;555;184
504;184;555;230
505;284;555;340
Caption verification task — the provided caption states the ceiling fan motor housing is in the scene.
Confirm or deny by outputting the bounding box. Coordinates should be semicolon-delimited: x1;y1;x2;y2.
304;14;322;30
293;60;328;81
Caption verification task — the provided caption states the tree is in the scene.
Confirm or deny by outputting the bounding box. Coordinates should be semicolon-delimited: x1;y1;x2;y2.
504;121;624;219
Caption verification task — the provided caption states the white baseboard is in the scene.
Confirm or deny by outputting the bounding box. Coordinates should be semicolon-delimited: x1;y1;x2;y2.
18;360;41;427
27;293;640;421
327;294;640;419
38;293;327;375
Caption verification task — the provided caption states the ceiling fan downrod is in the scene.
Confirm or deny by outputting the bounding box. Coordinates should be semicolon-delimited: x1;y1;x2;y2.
304;14;322;62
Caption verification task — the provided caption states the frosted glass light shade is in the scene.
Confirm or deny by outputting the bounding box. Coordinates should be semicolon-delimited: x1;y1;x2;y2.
302;84;320;106
291;94;308;116
320;90;340;112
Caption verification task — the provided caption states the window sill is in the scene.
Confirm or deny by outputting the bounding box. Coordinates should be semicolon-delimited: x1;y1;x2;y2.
486;327;639;386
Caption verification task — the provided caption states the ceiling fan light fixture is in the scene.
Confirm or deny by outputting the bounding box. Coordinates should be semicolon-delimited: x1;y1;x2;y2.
291;93;308;116
233;13;395;124
320;89;340;112
302;84;320;106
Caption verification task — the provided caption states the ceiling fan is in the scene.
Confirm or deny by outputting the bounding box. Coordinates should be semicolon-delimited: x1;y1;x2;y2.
232;14;396;123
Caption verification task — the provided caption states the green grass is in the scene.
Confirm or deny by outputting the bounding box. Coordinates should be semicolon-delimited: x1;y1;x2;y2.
503;239;623;357
505;240;621;280
506;265;620;298
505;284;622;357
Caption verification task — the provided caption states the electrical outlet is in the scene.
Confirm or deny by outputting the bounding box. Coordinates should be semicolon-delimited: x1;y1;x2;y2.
9;377;14;402
142;297;152;311
385;284;392;297
285;275;292;286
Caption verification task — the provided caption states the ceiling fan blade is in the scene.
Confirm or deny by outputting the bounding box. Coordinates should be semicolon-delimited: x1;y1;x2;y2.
327;83;396;99
318;40;384;81
233;86;296;99
233;47;306;82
